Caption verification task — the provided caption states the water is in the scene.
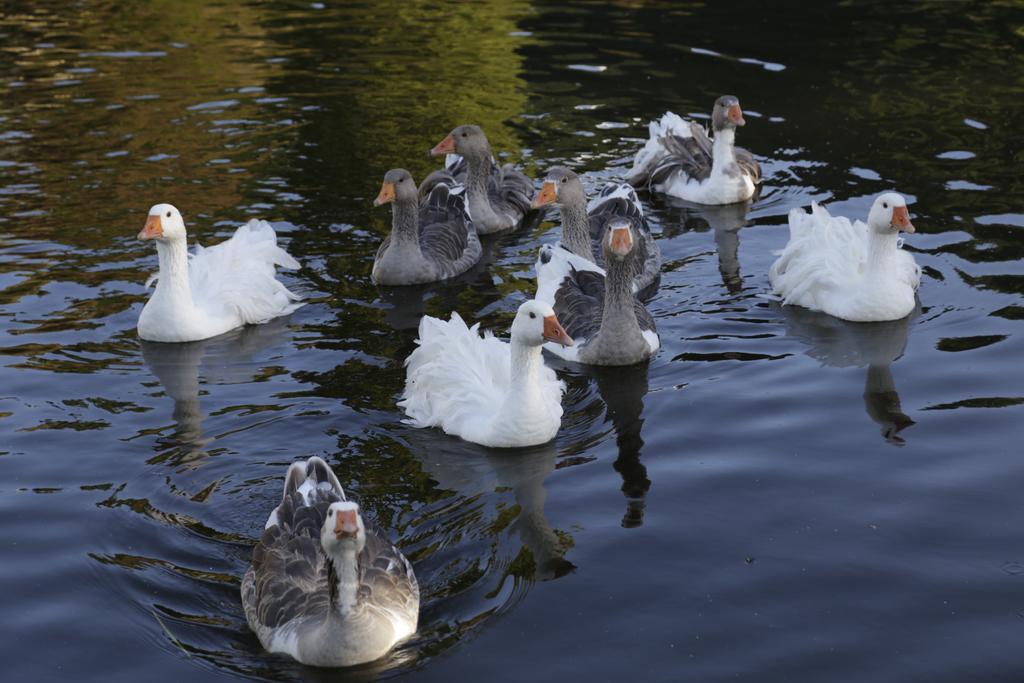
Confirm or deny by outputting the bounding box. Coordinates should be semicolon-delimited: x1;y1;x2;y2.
1;1;1023;680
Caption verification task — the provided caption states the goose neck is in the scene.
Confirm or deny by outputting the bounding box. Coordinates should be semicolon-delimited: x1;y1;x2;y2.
153;238;193;306
560;199;592;261
465;152;492;191
509;338;543;394
711;128;737;173
601;256;639;331
329;547;361;614
865;230;899;276
390;197;421;250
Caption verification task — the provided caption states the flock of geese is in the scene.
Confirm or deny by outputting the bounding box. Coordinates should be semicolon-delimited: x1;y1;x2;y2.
134;96;921;667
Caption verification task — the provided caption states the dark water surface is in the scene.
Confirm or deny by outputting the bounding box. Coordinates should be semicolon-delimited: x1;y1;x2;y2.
2;1;1023;681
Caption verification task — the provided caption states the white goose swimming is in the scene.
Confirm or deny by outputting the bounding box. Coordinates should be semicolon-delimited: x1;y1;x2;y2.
137;204;302;342
769;192;921;322
400;300;573;448
627;95;761;205
241;457;419;668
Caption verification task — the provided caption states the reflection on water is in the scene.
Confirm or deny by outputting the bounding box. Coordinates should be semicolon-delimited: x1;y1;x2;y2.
407;430;576;582
584;363;651;528
140;318;295;466
780;305;917;444
660;196;755;294
2;0;1024;681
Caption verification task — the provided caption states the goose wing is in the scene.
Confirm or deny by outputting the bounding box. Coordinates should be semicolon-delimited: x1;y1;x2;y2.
243;458;343;632
417;182;480;275
358;527;420;638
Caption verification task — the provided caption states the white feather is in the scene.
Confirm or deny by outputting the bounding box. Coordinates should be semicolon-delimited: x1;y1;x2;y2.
138;218;302;342
769;201;921;322
400;311;565;448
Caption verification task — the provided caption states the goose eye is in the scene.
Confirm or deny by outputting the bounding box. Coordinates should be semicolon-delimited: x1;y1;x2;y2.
560;177;567;184
529;312;536;319
882;202;888;209
165;211;171;218
461;132;467;137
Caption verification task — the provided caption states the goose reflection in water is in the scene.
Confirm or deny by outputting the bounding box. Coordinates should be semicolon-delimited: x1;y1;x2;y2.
407;430;575;582
780;304;918;443
139;316;293;466
660;194;755;294
582;362;651;528
374;237;503;332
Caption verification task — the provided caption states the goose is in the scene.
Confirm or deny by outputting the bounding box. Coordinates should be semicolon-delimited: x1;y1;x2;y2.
536;218;659;366
371;168;481;285
429;125;534;234
241;457;419;668
136;204;302;343
531;166;661;293
769;192;921;322
627;95;761;205
400;300;573;448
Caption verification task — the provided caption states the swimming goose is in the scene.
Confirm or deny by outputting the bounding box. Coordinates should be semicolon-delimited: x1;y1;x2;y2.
627;96;761;205
371;168;481;285
242;457;419;668
400;300;573;448
536;218;660;366
429;125;534;234
137;204;302;343
531;167;661;293
769;192;921;322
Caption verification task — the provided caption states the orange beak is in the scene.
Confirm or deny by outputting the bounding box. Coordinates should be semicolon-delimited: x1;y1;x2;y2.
609;226;633;256
532;181;558;209
430;133;456;157
138;214;163;240
728;103;745;126
543;314;574;347
891;205;914;233
374;181;396;207
334;508;359;538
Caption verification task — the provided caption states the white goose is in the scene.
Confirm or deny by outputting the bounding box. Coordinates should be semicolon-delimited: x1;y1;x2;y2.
242;457;419;668
137;203;302;343
769;192;921;322
627;95;761;205
400;300;573;448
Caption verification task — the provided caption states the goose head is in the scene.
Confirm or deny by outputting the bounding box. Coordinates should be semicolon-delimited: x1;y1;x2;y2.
139;203;187;243
867;192;915;235
532;166;584;209
374;169;417;207
603;217;637;262
430;124;491;159
320;501;366;556
511;300;573;348
711;95;746;132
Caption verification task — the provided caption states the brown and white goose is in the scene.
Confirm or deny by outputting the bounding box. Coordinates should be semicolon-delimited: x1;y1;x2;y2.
429;125;534;234
371;168;481;285
535;218;659;366
241;457;419;667
531;166;661;294
627;95;761;205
